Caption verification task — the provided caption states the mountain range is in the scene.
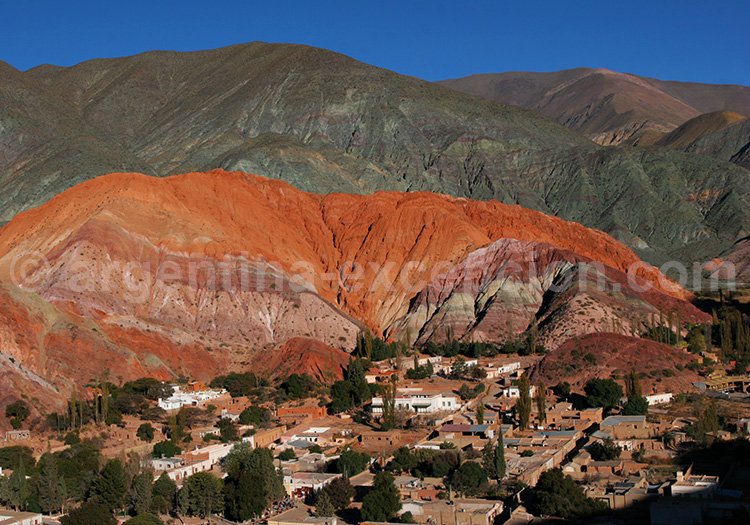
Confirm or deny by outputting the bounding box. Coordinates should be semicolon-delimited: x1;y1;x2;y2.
0;170;707;417
1;43;749;270
438;67;750;147
0;42;749;421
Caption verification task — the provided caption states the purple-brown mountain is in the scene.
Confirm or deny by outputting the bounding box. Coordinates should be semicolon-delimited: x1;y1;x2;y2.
438;67;750;146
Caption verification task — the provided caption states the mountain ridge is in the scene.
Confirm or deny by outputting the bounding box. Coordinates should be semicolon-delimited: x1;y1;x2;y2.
0;169;708;414
438;67;750;145
1;43;749;269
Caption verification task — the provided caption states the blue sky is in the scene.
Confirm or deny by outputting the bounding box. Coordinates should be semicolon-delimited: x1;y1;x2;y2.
2;0;748;85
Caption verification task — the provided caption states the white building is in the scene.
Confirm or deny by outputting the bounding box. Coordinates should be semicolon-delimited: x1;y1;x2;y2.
371;388;460;414
402;355;443;370
499;384;536;398
646;393;673;406
157;442;234;481
497;362;521;375
157;385;228;411
670;470;719;498
484;361;521;379
283;472;342;497
282;427;331;444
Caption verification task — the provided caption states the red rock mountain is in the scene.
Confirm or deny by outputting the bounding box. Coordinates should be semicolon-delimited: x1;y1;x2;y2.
0;170;708;417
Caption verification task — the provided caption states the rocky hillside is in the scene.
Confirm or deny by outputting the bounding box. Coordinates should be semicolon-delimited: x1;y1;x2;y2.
681;117;750;170
0;170;706;413
0;44;748;268
438;67;750;146
533;333;704;394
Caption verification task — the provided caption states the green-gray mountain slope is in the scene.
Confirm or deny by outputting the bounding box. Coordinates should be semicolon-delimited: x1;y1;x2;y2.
2;43;749;268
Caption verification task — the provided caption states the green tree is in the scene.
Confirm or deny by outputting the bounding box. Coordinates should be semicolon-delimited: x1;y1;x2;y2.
127;471;153;516
357;328;374;361
152;440;181;458
516;372;532;429
137;423;155;442
555;381;571;400
535;380;547;425
361;472;401;522
282;373;317;400
315;489;335;517
7;456;28;510
329;380;355;414
476;400;485;425
696;398;720;440
323;476;354;510
36;453;66;514
223;446;285;521
278;449;296;461
0;446;35;470
623;396;649;415
584;378;623;413
588;440;621;461
218;418;239;443
346;358;371;405
183;472;223;518
381;378;397;430
495;433;506;479
448;461;487;496
624;368;643;399
60;501;117;525
336;447;370;477
5;401;30;428
239;406;271;426
91;459;128;511
451;357;467;379
531;469;609;520
151;472;176;513
481;440;496;479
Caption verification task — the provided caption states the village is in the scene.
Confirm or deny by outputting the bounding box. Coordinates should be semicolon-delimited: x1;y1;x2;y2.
3;344;750;525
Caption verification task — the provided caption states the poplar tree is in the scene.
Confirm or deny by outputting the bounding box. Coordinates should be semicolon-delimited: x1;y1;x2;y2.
516;372;532;429
535;380;547;425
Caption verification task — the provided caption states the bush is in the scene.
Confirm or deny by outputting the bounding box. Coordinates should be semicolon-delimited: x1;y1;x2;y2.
64;430;81;445
278;449;296;461
5;401;30;424
137;423;155;442
152;440;181;458
588;440;621;461
448;461;487;496
531;469;609;519
336;447;370;476
60;501;116;525
584;378;623;412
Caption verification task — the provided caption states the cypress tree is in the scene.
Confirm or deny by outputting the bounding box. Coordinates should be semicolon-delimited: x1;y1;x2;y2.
315;490;335;517
476;400;485;425
37;454;65;514
494;432;506;479
481;440;496;478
